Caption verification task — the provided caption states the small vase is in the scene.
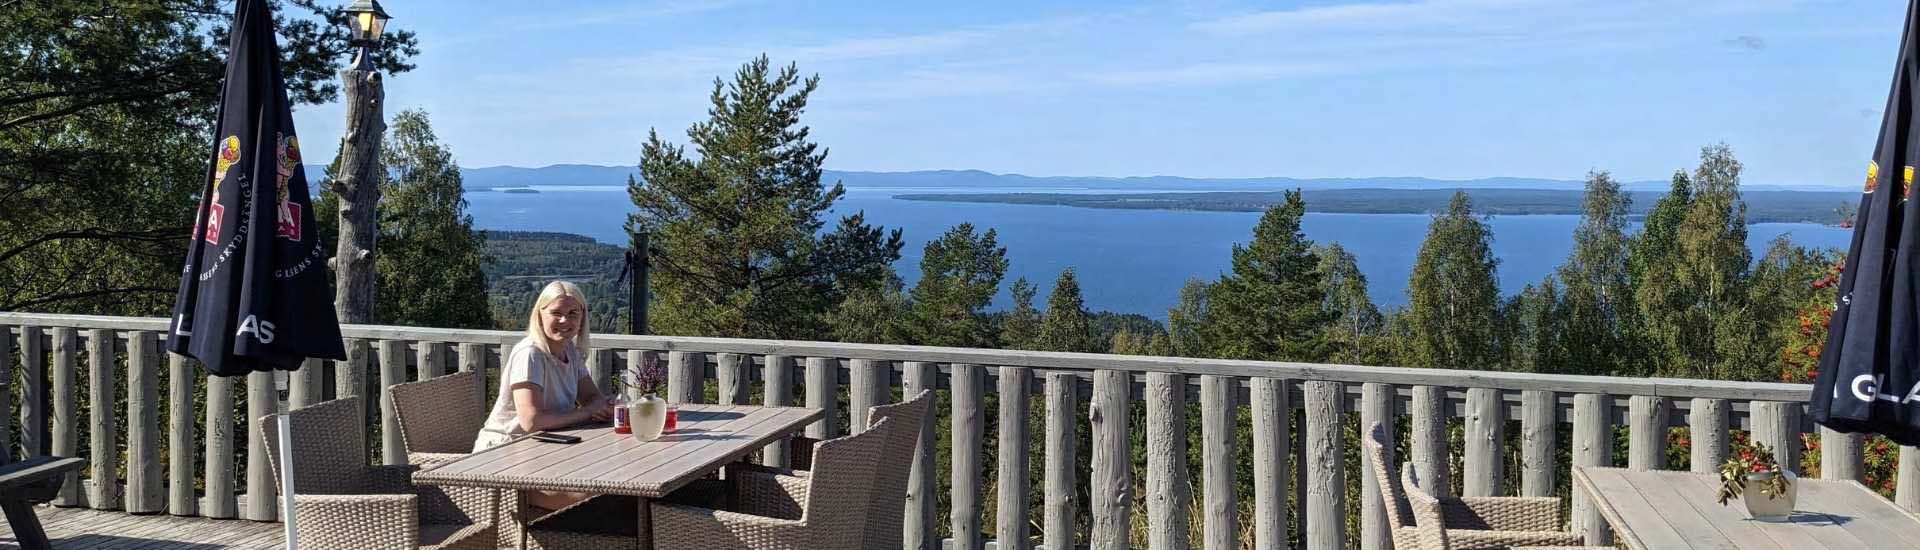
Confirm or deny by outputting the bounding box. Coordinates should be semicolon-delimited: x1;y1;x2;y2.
630;394;667;441
1742;470;1797;521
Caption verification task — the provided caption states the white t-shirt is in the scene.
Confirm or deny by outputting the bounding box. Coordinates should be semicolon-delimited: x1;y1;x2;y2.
474;337;589;451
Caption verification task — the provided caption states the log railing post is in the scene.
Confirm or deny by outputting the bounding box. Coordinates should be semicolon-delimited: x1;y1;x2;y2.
1900;446;1920;512
1627;395;1668;471
1571;393;1611;545
19;326;45;458
1043;372;1078;550
1689;398;1728;474
50;327;77;507
1751;401;1802;475
127;331;162;514
204;374;237;518
849;358;883;431
1201;375;1237;550
0;325;10;459
1463;387;1502;497
416;341;447;381
1520;390;1556;497
1090;369;1131;550
291;357;322;410
950;363;984;550
1359;383;1392;550
669;351;706;405
244;370;277;520
718;353;748;407
803;357;837;440
762;354;793;467
1250;378;1288;550
378;340;406;465
1820;427;1863;482
1145;372;1190;550
87;329;120;510
168;352;197;516
998;366;1032;548
1410;385;1447;496
1304;381;1343;550
587;348;614;396
904;361;937;550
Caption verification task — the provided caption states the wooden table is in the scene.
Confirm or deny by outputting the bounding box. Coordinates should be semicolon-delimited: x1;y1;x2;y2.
1573;466;1920;549
414;404;823;548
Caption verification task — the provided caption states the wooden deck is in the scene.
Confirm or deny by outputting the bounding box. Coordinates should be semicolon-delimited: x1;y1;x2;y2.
0;506;283;549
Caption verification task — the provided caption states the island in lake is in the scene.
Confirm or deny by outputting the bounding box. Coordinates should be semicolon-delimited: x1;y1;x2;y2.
894;187;1859;225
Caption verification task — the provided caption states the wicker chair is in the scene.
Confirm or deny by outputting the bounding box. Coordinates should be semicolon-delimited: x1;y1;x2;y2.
1403;464;1609;550
259;397;496;550
387;370;521;548
735;390;932;550
1363;421;1589;550
645;416;898;550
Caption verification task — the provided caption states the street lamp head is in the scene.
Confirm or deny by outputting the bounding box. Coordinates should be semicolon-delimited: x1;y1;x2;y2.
342;0;391;48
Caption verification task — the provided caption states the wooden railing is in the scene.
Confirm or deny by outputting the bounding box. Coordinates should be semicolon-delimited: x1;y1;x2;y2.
0;311;1909;550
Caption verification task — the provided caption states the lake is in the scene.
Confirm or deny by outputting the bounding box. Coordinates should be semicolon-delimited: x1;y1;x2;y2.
466;186;1853;318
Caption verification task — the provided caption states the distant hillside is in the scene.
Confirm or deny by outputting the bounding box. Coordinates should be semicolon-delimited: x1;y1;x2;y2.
321;163;1849;193
481;230;628;332
896;188;1861;225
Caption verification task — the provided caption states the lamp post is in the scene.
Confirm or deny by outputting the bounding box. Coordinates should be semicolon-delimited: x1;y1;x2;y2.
331;0;391;325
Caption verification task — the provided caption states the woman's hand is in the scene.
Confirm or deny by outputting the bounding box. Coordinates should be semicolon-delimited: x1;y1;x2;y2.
585;396;614;422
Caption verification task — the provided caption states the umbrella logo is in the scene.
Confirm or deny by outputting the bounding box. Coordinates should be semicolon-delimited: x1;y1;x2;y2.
1866;161;1880;194
204;136;242;244
274;133;302;241
1905;166;1914;201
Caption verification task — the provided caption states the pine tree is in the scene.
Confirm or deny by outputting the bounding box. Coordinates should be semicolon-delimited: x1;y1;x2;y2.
369;110;492;329
998;278;1041;349
628;56;904;339
1555;171;1633;375
1166;278;1213;357
1;1;418;314
907;223;1008;348
1033;269;1098;353
1406;191;1502;370
1205;191;1336;361
1628;170;1695;376
828;272;911;344
1315;243;1386;364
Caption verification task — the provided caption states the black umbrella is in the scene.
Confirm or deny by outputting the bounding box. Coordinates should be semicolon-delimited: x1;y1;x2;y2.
1811;0;1920;446
168;0;344;376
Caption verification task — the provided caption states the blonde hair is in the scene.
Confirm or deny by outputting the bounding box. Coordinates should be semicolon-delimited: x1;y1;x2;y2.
526;281;592;358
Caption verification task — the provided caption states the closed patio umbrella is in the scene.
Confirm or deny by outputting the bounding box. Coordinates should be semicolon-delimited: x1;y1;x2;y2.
1812;0;1920;446
167;0;343;547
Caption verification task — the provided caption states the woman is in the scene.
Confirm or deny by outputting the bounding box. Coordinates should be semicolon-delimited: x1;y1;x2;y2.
474;280;612;511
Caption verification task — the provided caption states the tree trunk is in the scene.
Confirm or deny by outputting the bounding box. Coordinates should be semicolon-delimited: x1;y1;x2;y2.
333;68;384;324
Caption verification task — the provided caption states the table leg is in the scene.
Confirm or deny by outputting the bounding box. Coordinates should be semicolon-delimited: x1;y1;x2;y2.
637;496;654;550
2;498;52;550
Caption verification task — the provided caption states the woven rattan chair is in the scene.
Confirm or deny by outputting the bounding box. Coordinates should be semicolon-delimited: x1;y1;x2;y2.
734;390;931;549
1403;464;1609;550
260;397;496;550
643;416;897;550
1364;421;1590;550
388;370;522;548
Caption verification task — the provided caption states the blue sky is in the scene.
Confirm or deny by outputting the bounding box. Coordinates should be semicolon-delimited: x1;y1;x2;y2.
293;0;1904;187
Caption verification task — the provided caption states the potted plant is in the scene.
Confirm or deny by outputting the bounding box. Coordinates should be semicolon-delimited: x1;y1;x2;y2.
617;355;670;440
1715;439;1796;520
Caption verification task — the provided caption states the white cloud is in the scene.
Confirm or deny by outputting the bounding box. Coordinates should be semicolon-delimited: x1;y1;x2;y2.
1079;62;1342;86
1191;0;1547;35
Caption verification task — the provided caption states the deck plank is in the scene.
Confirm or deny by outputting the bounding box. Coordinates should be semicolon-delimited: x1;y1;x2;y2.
0;506;284;549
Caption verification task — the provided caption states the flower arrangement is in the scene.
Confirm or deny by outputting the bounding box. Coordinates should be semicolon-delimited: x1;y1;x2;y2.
617;355;668;398
1716;439;1792;505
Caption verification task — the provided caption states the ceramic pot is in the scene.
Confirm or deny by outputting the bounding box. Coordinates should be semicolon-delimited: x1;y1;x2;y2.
1742;470;1797;521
